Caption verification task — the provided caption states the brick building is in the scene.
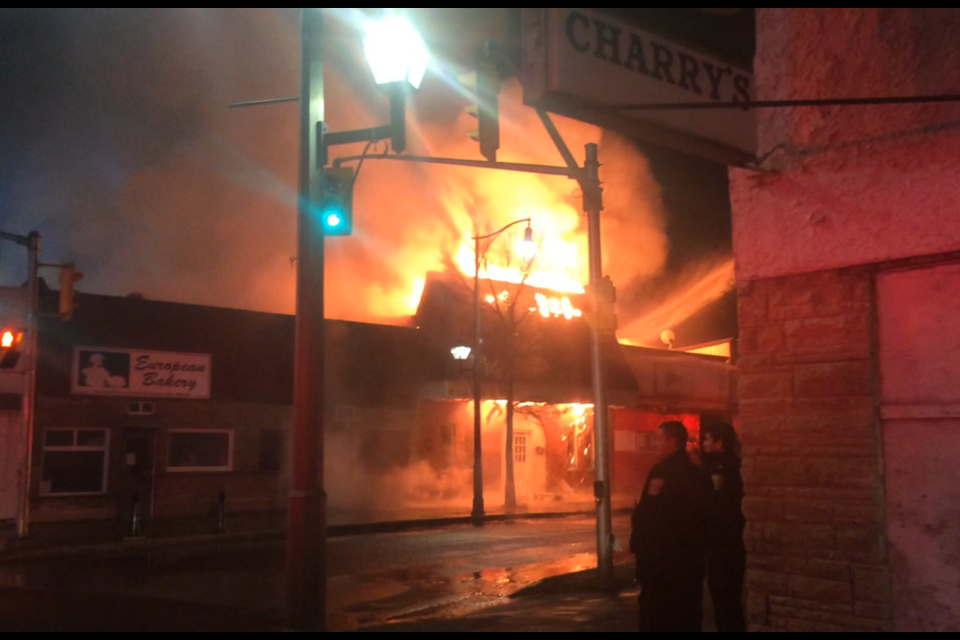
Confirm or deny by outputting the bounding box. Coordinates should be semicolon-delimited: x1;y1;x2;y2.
1;277;736;545
730;8;960;631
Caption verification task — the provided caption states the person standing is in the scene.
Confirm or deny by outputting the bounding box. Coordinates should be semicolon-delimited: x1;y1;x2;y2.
630;420;711;632
700;421;747;632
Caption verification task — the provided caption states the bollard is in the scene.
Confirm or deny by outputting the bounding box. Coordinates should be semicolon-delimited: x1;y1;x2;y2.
217;491;226;534
130;492;141;538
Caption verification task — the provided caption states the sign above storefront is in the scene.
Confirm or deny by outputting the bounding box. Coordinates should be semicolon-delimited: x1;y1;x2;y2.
71;347;211;399
521;8;756;165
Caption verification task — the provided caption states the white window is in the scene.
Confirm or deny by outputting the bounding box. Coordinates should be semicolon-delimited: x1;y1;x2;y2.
167;430;233;472
41;428;109;495
514;433;528;463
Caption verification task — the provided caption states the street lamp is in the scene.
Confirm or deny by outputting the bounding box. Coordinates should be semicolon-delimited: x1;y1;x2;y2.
470;218;534;526
315;13;429;158
288;9;428;631
450;345;472;362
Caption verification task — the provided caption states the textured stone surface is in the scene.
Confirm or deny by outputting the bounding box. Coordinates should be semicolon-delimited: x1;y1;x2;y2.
721;8;960;631
735;257;887;628
731;9;960;282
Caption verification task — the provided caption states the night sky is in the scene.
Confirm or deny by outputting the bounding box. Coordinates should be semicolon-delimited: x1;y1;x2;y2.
0;8;739;347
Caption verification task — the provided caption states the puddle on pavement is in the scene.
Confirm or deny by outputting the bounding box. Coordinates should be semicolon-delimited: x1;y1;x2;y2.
463;552;598;596
325;552;604;630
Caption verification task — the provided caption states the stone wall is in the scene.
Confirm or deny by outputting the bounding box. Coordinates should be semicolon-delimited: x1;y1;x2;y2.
737;266;891;631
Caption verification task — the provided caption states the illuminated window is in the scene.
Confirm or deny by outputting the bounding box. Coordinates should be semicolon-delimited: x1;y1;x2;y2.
167;430;233;472
515;433;527;463
40;428;109;495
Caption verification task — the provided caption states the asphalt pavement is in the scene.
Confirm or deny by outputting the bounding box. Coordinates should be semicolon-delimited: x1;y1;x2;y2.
0;499;720;632
0;551;722;632
0;555;650;632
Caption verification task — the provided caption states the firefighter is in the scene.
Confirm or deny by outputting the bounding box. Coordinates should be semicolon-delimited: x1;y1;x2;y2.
630;420;711;632
700;421;747;632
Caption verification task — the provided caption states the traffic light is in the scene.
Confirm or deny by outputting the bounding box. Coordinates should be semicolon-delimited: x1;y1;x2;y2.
459;61;500;162
582;276;618;334
1;328;23;369
319;167;354;236
59;263;83;320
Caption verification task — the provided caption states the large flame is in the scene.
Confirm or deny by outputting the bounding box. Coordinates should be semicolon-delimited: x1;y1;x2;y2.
454;233;586;295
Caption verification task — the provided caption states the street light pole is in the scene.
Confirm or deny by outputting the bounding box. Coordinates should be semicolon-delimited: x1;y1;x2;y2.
18;232;39;540
471;234;485;526
0;229;39;540
287;7;325;632
583;143;614;580
470;218;532;526
284;11;429;628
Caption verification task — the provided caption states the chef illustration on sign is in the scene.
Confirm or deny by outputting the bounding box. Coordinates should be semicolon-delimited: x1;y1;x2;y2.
80;352;128;388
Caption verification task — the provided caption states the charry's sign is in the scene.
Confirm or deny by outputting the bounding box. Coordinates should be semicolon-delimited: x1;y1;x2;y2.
521;8;756;165
72;347;211;399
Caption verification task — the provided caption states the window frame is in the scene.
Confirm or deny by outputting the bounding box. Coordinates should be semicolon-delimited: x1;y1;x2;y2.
166;429;234;473
514;432;528;463
40;427;110;496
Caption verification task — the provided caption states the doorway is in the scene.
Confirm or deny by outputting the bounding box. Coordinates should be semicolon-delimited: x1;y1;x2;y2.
118;429;156;538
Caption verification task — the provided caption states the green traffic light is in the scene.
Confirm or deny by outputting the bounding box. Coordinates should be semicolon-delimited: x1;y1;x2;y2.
325;212;343;228
320;166;354;236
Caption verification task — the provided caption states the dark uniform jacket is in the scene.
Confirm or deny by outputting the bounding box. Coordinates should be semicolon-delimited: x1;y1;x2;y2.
700;449;747;632
630;449;711;584
700;450;746;556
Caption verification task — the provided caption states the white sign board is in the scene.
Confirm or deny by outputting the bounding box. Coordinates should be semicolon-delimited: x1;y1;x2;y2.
72;347;211;399
521;8;756;165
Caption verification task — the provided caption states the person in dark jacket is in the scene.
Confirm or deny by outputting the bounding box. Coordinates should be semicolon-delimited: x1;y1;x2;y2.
700;421;747;632
630;420;711;632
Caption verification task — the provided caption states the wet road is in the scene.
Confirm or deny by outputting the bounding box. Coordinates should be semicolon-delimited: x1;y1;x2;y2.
0;513;632;631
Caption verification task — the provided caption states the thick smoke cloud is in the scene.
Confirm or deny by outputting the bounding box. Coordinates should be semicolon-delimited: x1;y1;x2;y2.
0;9;732;346
0;9;675;329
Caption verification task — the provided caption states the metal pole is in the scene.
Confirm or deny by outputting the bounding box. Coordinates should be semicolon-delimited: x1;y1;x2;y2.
16;231;39;539
287;7;325;631
471;234;485;526
584;143;613;580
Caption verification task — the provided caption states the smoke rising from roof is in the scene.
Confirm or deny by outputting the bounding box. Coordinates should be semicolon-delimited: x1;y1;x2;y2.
0;9;722;341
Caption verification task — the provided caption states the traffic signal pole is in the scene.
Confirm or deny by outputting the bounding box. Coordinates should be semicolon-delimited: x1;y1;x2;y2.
18;231;39;539
287;7;326;631
583;144;614;581
0;229;40;539
330;121;617;582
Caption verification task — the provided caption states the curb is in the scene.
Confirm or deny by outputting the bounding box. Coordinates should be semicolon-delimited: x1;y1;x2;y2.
1;508;633;564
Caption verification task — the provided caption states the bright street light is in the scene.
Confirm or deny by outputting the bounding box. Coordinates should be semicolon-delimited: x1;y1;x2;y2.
363;14;429;90
288;8;430;630
450;345;472;361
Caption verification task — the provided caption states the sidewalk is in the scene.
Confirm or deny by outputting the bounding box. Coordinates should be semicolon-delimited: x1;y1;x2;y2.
1;497;635;563
359;559;645;633
0;545;720;632
358;560;718;633
0;501;723;633
0;556;648;632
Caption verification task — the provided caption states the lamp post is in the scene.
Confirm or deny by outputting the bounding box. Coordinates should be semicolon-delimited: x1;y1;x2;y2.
0;230;39;540
470;218;533;525
287;10;427;631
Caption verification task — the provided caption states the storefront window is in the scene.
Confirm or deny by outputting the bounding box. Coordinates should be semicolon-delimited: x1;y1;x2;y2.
167;430;233;472
41;428;109;495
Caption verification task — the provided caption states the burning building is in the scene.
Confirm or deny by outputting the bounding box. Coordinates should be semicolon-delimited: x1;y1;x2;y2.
0;271;734;544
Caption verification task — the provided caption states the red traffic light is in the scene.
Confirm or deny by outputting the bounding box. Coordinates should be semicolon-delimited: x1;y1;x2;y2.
1;329;22;349
1;328;24;368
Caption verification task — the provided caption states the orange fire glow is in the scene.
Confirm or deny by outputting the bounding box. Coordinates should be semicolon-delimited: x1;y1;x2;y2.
617;258;736;346
315;72;711;339
534;292;582;319
455;233;587;296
